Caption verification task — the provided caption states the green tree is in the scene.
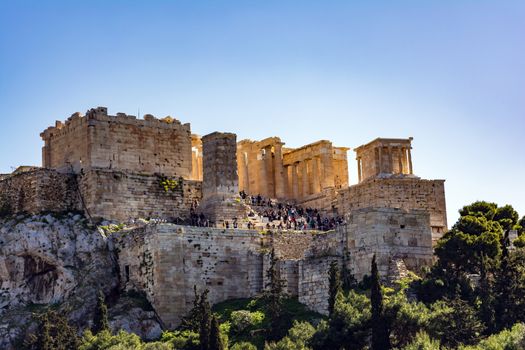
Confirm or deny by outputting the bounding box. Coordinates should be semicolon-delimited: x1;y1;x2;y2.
180;285;202;332
199;289;212;350
493;204;519;231
478;252;496;334
263;249;288;340
459;201;497;220
370;255;391;350
428;296;484;348
493;249;525;330
93;290;110;334
209;315;224;350
328;260;342;316
28;309;80;350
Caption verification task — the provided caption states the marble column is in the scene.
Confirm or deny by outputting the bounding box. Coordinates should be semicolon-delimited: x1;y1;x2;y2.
320;150;335;189
397;147;403;174
378;145;383;175
292;162;299;199
312;156;321;193
302;160;310;198
273;143;286;199
264;146;275;197
408;147;413;174
357;157;362;183
258;149;268;196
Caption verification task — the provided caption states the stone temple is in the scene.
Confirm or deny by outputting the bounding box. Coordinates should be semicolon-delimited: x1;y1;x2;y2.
0;107;447;327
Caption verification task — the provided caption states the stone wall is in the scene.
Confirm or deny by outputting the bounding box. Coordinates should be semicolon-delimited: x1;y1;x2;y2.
336;177;447;243
79;168;202;222
41;107;192;178
0;169;80;216
114;225;264;328
298;257;342;315
343;208;433;281
199;132;245;224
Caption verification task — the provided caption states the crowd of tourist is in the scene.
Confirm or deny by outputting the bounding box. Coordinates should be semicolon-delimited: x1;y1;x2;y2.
178;192;345;231
240;191;344;231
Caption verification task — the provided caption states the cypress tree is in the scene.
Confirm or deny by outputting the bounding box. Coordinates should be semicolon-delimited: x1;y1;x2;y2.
328;260;342;316
370;255;391;350
264;248;287;340
209;315;224;350
180;285;202;332
92;290;109;333
199;289;212;350
478;252;495;334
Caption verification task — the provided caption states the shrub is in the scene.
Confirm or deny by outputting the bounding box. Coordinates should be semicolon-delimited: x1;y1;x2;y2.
230;310;265;333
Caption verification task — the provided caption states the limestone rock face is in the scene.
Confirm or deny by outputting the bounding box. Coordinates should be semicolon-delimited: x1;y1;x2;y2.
0;214;160;348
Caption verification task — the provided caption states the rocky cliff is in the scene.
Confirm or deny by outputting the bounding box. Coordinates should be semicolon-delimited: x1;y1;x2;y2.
0;213;161;349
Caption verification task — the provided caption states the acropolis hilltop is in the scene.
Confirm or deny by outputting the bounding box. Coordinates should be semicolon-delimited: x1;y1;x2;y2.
1;106;447;327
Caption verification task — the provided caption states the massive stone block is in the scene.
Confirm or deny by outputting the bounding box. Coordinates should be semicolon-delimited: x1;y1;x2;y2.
336;178;447;243
198;132;245;224
40;107;192;178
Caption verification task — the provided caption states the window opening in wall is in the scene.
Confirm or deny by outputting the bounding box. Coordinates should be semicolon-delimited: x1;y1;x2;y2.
125;265;130;282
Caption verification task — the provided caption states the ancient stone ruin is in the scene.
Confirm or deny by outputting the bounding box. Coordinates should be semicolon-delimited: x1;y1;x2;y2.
0;107;447;326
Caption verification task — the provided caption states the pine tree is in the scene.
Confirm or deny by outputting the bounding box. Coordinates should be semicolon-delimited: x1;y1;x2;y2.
264;248;288;340
328;260;342;316
370;255;391;350
209;315;224;350
39;312;53;350
92;290;109;333
199;289;212;350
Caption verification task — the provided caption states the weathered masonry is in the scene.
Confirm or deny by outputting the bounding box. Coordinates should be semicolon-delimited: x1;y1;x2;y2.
0;106;448;322
115;206;432;327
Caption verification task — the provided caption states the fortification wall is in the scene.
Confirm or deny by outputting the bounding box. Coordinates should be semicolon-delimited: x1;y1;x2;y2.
114;225;264;328
79;168;201;222
0;169;80;216
41;107;193;178
343;208;433;281
336;178;447;243
299;257;342;315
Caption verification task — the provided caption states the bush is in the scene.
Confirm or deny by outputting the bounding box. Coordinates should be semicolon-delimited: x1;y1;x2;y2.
230;341;258;350
402;331;441;350
230;310;265;333
160;330;200;350
458;323;525;350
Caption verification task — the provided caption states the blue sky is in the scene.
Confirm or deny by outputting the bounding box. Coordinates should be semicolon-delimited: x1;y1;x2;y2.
0;0;524;224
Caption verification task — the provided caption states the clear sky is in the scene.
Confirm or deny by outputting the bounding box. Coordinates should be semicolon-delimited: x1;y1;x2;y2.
0;0;523;224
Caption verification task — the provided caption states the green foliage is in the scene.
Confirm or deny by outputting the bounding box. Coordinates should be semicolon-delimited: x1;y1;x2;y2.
264;321;315;350
159;176;182;192
311;290;371;350
459;201;498;220
25;309;79;350
80;329;173;350
458;323;525;350
493;249;525;330
427;297;485;348
230;310;265;334
263;249;288;340
180;286;203;332
384;290;431;348
93;290;110;334
209;315;224;350
435;215;503;274
328;260;342;316
160;330;200;350
230;342;257;350
401;332;441;350
493;204;520;231
370;255;391;350
199;289;212;350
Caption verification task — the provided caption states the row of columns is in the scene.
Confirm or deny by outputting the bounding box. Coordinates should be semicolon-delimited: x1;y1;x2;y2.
356;145;413;183
284;153;334;200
